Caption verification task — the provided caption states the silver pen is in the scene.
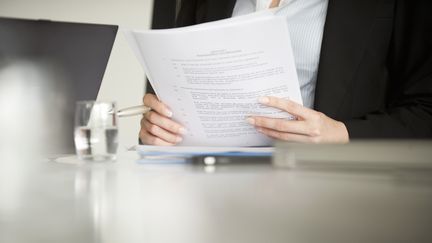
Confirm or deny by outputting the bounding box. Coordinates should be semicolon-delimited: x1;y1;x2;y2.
115;105;151;117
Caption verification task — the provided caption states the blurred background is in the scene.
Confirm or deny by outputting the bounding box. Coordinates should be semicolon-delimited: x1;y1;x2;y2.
0;0;153;147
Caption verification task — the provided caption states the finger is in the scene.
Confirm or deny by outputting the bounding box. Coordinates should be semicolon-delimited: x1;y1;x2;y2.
144;111;186;135
139;128;175;146
247;116;310;135
258;96;314;119
143;93;173;117
255;126;313;143
143;119;183;144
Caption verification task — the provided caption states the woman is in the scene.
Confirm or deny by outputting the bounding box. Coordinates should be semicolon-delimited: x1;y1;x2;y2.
140;0;432;145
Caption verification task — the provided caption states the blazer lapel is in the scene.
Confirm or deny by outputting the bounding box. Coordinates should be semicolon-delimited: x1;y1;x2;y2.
195;0;237;23
314;0;379;117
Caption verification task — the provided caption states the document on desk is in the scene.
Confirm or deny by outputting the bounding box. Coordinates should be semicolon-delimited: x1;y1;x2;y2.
125;10;302;146
136;145;273;156
136;145;273;164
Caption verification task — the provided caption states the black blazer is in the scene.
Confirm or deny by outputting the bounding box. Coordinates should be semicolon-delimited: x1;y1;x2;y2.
148;0;432;139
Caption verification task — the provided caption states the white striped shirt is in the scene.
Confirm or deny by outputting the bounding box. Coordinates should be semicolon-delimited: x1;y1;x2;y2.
232;0;329;108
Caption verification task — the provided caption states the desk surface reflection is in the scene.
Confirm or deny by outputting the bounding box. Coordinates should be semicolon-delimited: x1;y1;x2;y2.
1;151;431;243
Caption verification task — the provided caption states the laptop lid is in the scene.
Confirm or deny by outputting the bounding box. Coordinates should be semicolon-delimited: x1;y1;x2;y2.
0;17;118;154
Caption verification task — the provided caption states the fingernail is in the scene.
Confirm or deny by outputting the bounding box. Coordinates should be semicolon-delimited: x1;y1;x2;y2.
176;136;183;143
178;127;187;135
256;127;264;133
246;117;255;125
258;97;270;104
165;110;173;117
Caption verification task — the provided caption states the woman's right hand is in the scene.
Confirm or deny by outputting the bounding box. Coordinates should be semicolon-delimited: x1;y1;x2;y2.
139;94;186;145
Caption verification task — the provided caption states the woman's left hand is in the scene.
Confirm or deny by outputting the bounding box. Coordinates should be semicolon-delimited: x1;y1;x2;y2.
246;96;350;144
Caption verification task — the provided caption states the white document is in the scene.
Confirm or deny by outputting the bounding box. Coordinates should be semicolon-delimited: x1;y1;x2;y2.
125;10;302;147
136;145;273;164
136;145;274;156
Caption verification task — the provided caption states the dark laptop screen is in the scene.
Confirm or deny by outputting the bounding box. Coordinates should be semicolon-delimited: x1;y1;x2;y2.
0;18;118;154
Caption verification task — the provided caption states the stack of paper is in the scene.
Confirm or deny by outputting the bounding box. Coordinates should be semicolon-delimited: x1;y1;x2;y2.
136;145;273;164
125;10;301;147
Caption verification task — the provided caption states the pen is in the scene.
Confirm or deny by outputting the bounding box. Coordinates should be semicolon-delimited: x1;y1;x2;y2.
116;105;151;117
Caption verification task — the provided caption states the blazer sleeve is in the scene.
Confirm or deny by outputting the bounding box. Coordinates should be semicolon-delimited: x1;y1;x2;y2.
344;0;432;139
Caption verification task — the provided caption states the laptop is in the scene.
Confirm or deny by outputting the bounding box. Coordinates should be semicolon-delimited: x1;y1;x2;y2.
0;17;118;154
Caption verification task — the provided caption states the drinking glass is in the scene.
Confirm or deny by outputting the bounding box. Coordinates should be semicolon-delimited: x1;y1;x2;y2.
74;101;118;161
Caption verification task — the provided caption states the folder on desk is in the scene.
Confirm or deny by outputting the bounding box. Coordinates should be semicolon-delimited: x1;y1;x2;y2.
136;145;273;164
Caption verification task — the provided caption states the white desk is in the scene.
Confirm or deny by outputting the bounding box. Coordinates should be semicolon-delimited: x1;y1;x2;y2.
1;150;431;243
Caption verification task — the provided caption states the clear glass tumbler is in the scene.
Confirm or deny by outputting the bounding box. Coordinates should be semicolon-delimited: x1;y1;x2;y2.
74;101;118;162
